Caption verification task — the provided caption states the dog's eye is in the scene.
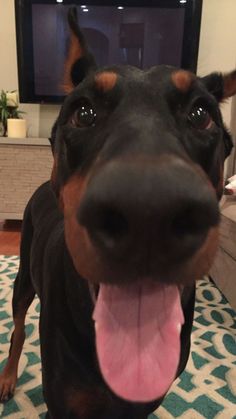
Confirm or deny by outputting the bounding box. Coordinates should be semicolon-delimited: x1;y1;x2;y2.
71;102;96;127
188;105;213;130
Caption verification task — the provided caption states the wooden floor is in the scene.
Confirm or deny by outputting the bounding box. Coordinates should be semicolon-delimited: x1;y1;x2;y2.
0;220;21;255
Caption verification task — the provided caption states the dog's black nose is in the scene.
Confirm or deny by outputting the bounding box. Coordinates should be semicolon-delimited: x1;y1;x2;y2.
78;156;219;268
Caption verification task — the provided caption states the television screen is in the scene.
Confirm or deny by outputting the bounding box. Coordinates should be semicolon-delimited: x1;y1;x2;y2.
15;0;203;104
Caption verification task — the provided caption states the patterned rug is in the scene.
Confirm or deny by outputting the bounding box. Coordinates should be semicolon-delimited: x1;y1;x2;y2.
0;255;235;419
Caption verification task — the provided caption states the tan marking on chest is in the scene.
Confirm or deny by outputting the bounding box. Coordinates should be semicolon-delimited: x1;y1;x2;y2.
66;387;111;418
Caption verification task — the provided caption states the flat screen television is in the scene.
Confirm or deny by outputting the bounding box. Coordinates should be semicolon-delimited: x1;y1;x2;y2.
15;0;203;104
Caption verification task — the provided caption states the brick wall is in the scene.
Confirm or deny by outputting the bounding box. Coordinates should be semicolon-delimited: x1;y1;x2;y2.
0;143;53;219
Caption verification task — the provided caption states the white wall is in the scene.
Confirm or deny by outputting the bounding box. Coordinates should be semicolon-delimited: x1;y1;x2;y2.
197;0;236;127
0;0;17;88
0;0;236;144
0;0;50;137
198;0;236;176
0;0;41;136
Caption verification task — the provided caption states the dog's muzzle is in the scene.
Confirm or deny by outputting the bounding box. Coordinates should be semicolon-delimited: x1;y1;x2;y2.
75;154;219;403
78;155;219;272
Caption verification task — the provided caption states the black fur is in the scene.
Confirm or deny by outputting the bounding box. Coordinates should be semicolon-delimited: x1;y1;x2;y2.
0;12;234;419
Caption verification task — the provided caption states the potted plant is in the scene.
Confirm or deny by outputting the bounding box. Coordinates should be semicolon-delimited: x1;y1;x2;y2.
0;90;26;137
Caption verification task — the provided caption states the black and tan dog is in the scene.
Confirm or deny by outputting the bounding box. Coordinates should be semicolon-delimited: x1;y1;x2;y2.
0;9;235;419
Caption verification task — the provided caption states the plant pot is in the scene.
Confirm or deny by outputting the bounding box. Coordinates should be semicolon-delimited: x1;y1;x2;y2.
7;118;27;138
0;121;5;136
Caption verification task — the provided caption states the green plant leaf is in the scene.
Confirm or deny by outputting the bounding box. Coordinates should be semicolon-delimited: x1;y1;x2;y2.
0;90;26;124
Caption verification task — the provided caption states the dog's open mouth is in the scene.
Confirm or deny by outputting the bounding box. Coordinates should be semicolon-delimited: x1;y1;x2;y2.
93;280;184;402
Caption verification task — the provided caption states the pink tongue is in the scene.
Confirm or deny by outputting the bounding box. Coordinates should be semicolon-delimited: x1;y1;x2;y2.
93;281;184;402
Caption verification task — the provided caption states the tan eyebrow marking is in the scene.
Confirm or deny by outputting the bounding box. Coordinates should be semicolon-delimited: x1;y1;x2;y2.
171;70;195;93
95;71;118;92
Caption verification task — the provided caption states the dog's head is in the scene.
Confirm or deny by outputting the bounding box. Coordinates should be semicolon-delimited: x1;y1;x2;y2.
51;8;234;404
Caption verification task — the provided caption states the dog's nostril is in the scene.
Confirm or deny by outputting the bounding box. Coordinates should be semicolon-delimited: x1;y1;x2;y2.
94;208;129;248
100;208;128;237
171;208;207;238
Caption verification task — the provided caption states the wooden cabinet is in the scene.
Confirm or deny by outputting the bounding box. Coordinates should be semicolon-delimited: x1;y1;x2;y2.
0;137;53;219
210;197;236;311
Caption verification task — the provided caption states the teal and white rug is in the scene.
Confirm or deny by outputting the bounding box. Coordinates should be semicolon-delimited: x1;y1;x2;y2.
0;255;235;418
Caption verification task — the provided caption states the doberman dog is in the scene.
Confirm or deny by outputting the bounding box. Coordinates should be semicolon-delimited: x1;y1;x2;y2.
0;8;235;419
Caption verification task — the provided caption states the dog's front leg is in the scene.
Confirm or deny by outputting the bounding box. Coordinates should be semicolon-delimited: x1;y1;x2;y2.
0;316;26;402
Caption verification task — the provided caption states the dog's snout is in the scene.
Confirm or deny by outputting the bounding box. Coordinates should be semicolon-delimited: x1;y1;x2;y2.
89;206;129;250
78;157;219;269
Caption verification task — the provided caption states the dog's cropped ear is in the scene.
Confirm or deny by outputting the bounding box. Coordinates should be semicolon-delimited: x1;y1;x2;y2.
63;7;97;93
202;70;236;159
202;70;236;102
